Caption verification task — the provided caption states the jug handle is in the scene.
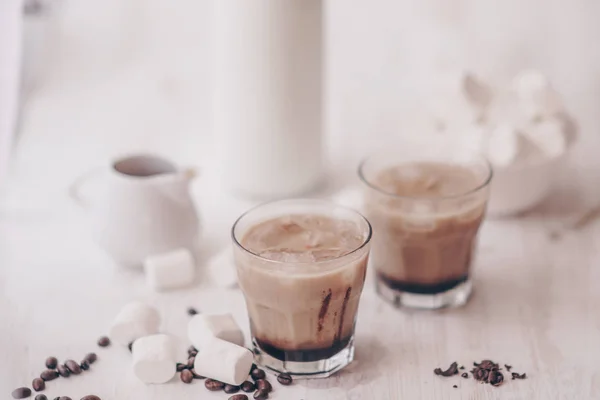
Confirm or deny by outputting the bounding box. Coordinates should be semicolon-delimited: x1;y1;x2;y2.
68;167;104;210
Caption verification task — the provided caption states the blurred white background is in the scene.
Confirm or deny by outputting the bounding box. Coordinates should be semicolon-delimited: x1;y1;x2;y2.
9;0;600;198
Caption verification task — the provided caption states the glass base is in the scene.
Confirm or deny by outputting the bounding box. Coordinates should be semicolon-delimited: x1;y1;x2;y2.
376;278;472;309
252;336;355;379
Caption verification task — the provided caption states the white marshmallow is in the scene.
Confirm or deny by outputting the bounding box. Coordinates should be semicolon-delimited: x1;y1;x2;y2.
486;125;522;167
144;248;195;291
109;302;160;345
132;334;177;384
207;248;238;288
523;118;566;158
188;313;245;348
512;70;563;120
193;337;253;385
462;72;493;109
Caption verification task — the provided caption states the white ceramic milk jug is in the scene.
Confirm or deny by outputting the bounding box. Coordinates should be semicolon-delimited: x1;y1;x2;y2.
70;155;200;268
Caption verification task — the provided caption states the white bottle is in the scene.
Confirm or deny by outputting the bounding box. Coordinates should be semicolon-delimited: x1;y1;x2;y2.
213;0;323;199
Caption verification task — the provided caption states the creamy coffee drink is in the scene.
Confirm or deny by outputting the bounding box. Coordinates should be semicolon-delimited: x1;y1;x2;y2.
361;160;491;308
232;200;371;376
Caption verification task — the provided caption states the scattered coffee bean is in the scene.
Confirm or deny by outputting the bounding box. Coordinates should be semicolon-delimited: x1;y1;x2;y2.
255;379;272;393
186;356;195;368
45;357;58;369
191;370;205;379
473;368;489;382
461;372;468;378
127;342;133;352
84;353;97;364
277;373;292;385
187;307;198;316
35;395;48;400
80;396;101;400
32;378;45;392
40;369;59;381
253;389;269;400
176;363;187;372
453;385;458;388
224;384;241;394
205;379;225;391
12;387;32;399
97;336;110;347
80;360;90;371
251;368;266;380
187;346;198;357
57;365;70;378
459;365;465;370
474;360;499;371
180;369;193;384
251;363;258;372
511;372;527;380
229;395;249;400
434;362;459;377
488;370;504;387
65;360;81;375
241;381;255;393
504;364;512;372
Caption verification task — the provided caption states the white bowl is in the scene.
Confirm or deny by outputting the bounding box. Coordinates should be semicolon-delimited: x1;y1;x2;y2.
487;116;578;217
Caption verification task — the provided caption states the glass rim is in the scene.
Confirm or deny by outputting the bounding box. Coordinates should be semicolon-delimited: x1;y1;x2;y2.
231;198;373;265
357;153;494;201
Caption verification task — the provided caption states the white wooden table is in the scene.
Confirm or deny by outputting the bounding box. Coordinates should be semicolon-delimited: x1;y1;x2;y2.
3;0;600;399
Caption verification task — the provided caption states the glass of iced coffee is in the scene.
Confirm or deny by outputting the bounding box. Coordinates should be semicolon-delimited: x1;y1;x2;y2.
232;199;372;378
359;145;492;309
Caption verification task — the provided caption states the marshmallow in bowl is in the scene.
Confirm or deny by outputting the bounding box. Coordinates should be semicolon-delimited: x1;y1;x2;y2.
486;125;522;167
132;334;177;384
144;248;195;291
512;70;563;120
188;313;245;348
109;302;160;345
193;337;253;385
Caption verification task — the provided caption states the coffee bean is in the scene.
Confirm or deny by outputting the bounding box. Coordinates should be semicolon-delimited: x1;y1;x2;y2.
65;360;81;375
187;347;198;357
12;388;32;399
80;396;101;400
511;372;527;380
127;342;133;352
186;356;195;368
250;363;258;372
473;368;489;382
253;389;269;400
57;365;70;378
277;373;292;385
32;378;45;392
176;363;187;372
180;369;193;384
461;372;468;378
97;336;110;347
251;368;266;380
453;385;458;388
224;384;240;394
474;360;498;371
187;307;198;316
229;395;249;400
80;360;90;371
488;371;504;387
191;370;205;379
35;395;48;400
255;379;272;393
241;381;255;392
434;362;459;377
504;364;512;372
45;357;58;369
205;379;225;391
84;353;97;364
40;369;59;381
